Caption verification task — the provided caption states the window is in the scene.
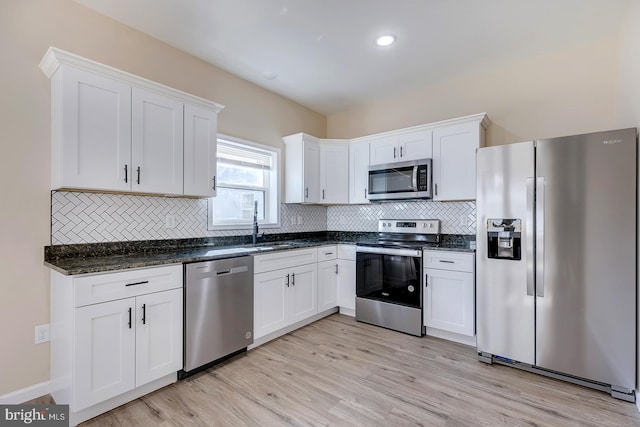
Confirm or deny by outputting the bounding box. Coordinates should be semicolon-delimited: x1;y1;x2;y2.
208;135;280;229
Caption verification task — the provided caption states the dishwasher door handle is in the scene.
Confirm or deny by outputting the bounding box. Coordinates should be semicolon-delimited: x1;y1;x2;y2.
215;266;249;276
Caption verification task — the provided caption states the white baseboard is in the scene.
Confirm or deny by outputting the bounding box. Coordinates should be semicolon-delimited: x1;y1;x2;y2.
339;307;355;317
425;327;477;347
0;381;50;404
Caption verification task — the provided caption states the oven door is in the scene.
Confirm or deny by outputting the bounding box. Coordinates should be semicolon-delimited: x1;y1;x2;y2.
356;246;423;308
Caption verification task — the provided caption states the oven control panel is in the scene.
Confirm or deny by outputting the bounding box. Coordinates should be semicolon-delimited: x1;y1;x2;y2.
378;219;440;235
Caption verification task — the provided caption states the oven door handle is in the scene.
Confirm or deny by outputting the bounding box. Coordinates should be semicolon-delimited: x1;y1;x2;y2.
356;246;422;257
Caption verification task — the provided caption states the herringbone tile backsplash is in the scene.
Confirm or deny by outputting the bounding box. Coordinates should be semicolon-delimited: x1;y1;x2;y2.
326;201;476;234
51;191;327;245
51;192;476;245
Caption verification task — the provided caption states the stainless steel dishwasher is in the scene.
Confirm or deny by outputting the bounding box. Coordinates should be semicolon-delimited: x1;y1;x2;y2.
182;256;253;377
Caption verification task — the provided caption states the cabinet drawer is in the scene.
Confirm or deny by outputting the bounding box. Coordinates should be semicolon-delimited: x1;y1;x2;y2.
254;248;318;274
337;244;356;261
74;264;183;307
317;245;338;261
423;251;473;273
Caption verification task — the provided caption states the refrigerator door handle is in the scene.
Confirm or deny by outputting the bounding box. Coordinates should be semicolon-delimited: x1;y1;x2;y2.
526;177;535;296
536;176;545;297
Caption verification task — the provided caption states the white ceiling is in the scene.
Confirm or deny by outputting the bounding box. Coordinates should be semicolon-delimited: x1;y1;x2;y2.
74;0;632;115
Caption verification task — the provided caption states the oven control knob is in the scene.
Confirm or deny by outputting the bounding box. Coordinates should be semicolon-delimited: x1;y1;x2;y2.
408;285;415;293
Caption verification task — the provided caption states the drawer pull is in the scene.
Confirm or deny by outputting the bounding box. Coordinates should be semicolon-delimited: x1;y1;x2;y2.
324;252;334;255
125;280;149;287
439;260;455;264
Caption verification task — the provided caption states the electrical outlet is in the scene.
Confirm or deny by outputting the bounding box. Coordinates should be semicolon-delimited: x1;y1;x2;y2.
165;214;176;229
35;324;49;344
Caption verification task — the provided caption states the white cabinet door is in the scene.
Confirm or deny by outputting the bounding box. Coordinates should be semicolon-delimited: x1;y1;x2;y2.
424;269;475;336
349;141;370;204
369;136;398;166
399;130;432;162
337;258;356;311
320;142;349;204
131;87;184;195
254;269;289;338
184;103;217;197
303;139;321;203
289;263;318;324
59;66;131;192
432;122;479;201
317;260;338;312
135;289;183;387
73;298;136;411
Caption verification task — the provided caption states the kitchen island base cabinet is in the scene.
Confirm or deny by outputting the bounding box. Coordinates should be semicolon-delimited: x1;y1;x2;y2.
50;265;183;426
423;250;476;346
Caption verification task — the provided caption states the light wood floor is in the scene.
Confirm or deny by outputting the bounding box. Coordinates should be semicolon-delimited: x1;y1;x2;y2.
46;314;640;425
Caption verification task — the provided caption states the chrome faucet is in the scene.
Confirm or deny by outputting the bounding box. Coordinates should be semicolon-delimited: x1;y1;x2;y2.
252;200;259;245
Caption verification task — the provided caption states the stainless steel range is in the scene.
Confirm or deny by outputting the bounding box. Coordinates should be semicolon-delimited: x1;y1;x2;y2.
355;219;440;336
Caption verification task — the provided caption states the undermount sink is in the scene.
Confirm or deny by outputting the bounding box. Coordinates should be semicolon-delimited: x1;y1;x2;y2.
252;243;293;251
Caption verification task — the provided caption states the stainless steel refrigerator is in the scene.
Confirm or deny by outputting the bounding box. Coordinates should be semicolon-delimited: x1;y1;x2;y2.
476;128;637;402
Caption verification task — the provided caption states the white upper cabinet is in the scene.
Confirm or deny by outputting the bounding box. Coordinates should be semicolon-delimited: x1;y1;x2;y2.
131;88;184;195
319;140;349;204
184;104;218;197
349;140;370;204
369;135;398;165
283;133;321;203
368;130;432;166
40;47;223;197
56;66;132;192
432;119;486;201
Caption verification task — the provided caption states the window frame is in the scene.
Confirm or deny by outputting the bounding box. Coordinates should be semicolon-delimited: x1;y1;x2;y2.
207;134;281;230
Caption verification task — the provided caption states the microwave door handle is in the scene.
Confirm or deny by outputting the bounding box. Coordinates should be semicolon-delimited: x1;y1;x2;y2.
412;166;418;190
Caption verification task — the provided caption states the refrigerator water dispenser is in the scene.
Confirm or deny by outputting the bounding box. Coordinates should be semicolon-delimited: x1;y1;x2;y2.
487;219;521;260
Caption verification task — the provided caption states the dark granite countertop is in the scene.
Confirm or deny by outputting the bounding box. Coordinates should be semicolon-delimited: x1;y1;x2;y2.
45;231;475;276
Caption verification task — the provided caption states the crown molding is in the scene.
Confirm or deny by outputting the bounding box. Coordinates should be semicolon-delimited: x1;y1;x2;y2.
39;47;224;113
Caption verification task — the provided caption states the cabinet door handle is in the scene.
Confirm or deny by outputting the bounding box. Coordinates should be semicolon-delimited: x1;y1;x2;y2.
136;166;141;185
291;273;295;286
335;264;339;274
305;187;309;198
286;274;290;287
393;147;397;158
124;165;128;183
142;303;146;325
322;189;325;199
128;307;132;329
125;280;149;287
425;273;429;287
364;188;367;199
435;183;438;196
400;146;403;157
212;176;216;191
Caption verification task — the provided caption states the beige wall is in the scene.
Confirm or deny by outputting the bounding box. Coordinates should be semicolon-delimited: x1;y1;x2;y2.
327;32;630;146
0;0;325;396
618;0;640;400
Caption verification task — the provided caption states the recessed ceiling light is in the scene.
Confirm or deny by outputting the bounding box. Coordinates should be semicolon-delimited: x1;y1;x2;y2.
263;71;278;80
376;34;396;47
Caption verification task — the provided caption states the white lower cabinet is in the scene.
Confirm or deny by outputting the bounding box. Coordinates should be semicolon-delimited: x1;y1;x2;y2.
50;264;183;425
254;248;319;339
423;250;475;345
317;245;338;313
337;245;356;314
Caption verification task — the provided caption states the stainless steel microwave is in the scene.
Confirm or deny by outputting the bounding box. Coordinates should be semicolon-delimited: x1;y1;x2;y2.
367;159;432;201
